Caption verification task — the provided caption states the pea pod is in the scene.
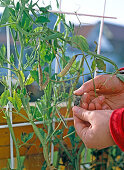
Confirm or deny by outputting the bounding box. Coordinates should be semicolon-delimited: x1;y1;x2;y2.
57;54;80;77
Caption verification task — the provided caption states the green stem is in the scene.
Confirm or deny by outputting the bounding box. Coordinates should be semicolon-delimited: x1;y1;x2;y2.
55;137;73;163
76;143;84;170
66;57;84;117
5;113;22;170
18;32;24;70
31;121;51;167
10;28;20;60
83;54;97;96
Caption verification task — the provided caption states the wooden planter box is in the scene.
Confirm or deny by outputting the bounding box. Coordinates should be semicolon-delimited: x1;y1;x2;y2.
0;104;75;169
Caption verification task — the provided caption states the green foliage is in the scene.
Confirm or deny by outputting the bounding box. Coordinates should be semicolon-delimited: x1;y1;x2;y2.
25;74;34;86
68;126;75;147
0;90;10;107
71;35;89;52
0;44;6;66
0;6;9;24
35;16;50;24
21;132;34;143
69;60;81;75
8;90;22;111
91;58;106;72
30;70;39;84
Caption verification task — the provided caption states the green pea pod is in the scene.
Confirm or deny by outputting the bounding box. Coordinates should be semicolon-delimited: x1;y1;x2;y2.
57;54;79;77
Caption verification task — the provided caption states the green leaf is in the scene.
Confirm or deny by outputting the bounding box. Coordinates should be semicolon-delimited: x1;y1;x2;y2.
30;70;39;84
16;2;20;11
88;51;118;70
69;60;80;75
0;44;6;66
71;35;89;52
25;74;34;86
1;0;10;5
45;32;62;41
8;90;22;111
116;74;124;82
0;90;10;107
21;132;34;143
0;6;9;25
10;53;14;64
91;59;96;72
39;7;49;13
54;129;63;136
21;88;27;95
96;59;106;71
0;44;6;57
20;71;25;83
13;90;22;111
34;27;43;33
35;16;50;24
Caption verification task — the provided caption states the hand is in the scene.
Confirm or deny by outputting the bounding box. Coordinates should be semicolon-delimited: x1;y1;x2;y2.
73;106;115;149
74;74;124;110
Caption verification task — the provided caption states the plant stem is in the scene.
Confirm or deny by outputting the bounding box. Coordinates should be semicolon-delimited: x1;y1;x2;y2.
21;97;51;167
66;56;84;117
55;137;73;163
18;32;24;70
5;112;22;170
10;28;20;60
83;54;97;96
76;143;85;170
31;121;51;167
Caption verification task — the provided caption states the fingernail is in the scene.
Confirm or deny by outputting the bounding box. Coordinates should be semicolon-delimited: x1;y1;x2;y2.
73;87;82;94
72;106;81;113
73;90;77;94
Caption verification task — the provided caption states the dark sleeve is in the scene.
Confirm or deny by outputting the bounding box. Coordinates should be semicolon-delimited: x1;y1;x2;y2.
109;108;124;151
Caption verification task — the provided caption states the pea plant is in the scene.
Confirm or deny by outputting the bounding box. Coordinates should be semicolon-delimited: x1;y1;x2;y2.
0;0;120;170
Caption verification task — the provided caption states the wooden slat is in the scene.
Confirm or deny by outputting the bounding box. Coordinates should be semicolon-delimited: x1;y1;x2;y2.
0;107;75;159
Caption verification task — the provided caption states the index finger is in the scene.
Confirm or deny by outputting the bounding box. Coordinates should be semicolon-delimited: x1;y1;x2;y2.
73;75;106;95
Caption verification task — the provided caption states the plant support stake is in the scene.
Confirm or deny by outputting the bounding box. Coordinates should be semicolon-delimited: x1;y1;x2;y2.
51;0;62;165
94;0;107;77
6;25;14;169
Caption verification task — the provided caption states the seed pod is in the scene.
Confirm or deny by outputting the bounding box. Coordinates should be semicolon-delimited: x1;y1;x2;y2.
38;61;43;91
57;54;78;77
41;72;49;90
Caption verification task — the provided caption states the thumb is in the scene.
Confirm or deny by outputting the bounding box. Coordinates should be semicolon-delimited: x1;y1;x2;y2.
72;106;90;122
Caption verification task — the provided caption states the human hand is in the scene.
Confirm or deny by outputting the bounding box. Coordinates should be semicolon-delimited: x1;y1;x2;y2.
74;74;124;110
73;106;115;149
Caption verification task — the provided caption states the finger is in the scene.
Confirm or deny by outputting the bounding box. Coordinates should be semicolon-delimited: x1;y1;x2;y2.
73;114;86;130
91;96;105;110
92;96;105;105
73;114;89;140
88;103;95;110
72;106;90;122
102;104;111;110
94;103;102;110
80;93;90;109
73;75;106;95
81;92;98;106
81;93;90;104
80;102;88;109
